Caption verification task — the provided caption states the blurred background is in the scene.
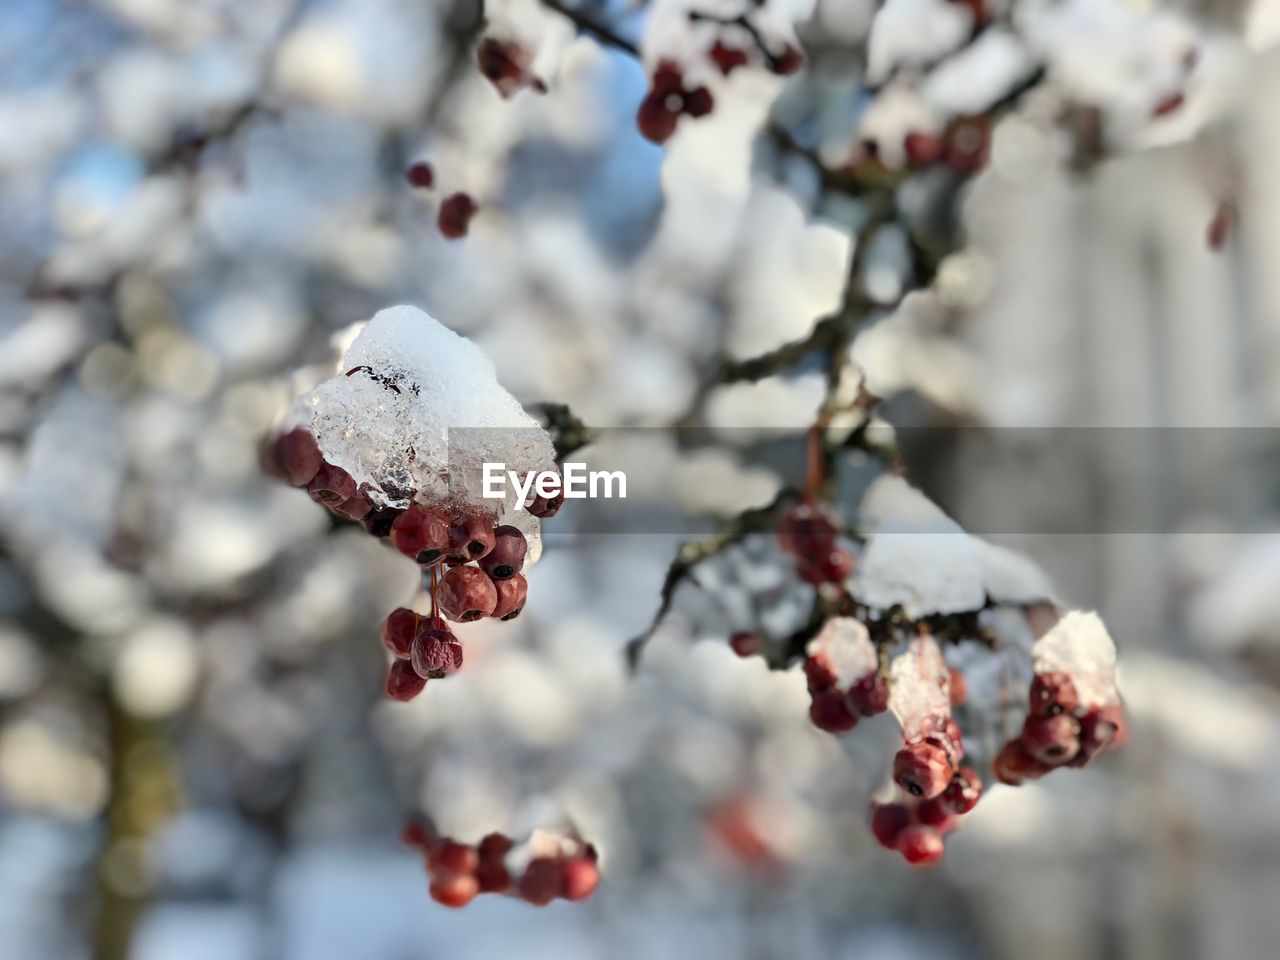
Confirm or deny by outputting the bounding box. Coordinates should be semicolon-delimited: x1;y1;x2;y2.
3;0;1280;958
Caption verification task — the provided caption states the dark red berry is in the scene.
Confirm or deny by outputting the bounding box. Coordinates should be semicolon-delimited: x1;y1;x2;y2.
386;659;427;701
992;738;1049;785
797;548;855;586
478;832;513;861
904;131;944;168
729;631;762;658
527;486;564;518
916;797;958;832
896;825;944;866
893;740;953;799
709;40;750;75
449;514;496;561
682;86;713;118
438;565;497;622
275;428;323;486
429;873;478;908
1072;704;1126;765
405;161;434;189
939;766;982;815
479;525;527;579
561;856;600;901
490;573;527;620
1022;713;1081;766
519;857;564;906
391;505;450;563
848;672;889;716
1028;671;1079;717
652;60;684;95
770;43;804;76
429;839;478;877
870;802;911;849
308;462;357;505
412;619;464;679
777;502;838;559
361;505;402;538
438;193;477;239
476;833;513;892
809;689;859;733
477;37;528;97
381;607;419;658
804;653;838;691
637;91;680;144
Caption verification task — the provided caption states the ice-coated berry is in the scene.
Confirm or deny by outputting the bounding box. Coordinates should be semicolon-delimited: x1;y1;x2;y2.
449;514;496;561
412;619;464;679
849;672;889;716
276;427;323;486
804;654;837;692
809;689;859;734
430;873;478;908
893;740;953;799
939;767;982;816
386;659;427;701
637;91;680;144
729;631;762;658
490;573;528;621
405;161;434;189
896;825;944;866
1021;713;1081;766
519;857;564;907
308;463;357;505
439;565;497;622
561;856;600;901
362;505;402;539
777;501;838;559
870;802;911;849
438;193;477;239
992;738;1049;785
478;525;526;579
391;505;450;563
381;607;419;658
1029;671;1079;717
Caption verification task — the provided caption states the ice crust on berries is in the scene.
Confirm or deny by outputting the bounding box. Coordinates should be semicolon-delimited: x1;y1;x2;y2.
1032;611;1120;708
888;635;951;739
806;617;877;688
297;306;557;517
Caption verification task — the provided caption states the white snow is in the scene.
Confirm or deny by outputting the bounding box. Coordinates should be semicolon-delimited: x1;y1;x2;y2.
866;0;973;85
805;617;878;686
888;634;951;737
1031;610;1119;707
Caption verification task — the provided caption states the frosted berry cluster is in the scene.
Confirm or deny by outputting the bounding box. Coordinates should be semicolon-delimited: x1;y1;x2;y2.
402;821;600;909
405;162;478;240
802;617;887;733
777;499;856;587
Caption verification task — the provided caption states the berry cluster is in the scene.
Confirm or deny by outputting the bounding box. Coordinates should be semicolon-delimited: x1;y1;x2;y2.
404;162;478;240
870;764;983;866
777;499;856;587
637;61;714;144
476;37;546;99
993;672;1128;785
262;425;560;701
803;647;887;733
402;822;600;909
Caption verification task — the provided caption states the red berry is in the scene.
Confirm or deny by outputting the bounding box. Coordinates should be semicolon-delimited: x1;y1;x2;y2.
848;672;889;716
893;740;953;799
561;856;600;901
637;91;680;144
519;857;564;906
428;839;479;877
916;798;958;832
682;86;714;118
476;833;513;892
709;40;750;75
527;486;564;518
412;619;464;679
809;689;859;733
448;514;497;562
729;631;762;658
803;653;837;691
275;428;323;486
939;766;982;816
381;607;419;658
490;572;528;620
1073;704;1127;765
1028;671;1079;717
777;501;838;559
652;60;684;95
391;505;451;563
438;565;498;622
477;524;526;578
477;37;529;97
308;462;357;505
896;825;944;866
438;193;477;239
429;872;478;908
401;820;432;852
478;832;513;860
361;505;402;538
386;659;427;701
904;131;944;168
770;43;804;76
405;161;434;189
870;802;911;849
1021;713;1081;766
992;738;1050;785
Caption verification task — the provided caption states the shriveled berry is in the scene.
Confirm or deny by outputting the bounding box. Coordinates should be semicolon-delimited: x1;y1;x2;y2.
405;161;434;189
729;631;762;658
561;856;600;901
490;573;527;620
896;825;944;866
449;514;496;561
849;672;889;716
362;505;402;539
893;740;953;799
939;766;982;816
1029;671;1079;717
429;839;479;877
439;565;498;622
429;872;478;908
276;428;323;486
809;689;859;733
381;607;419;658
992;738;1050;785
386;659;427;701
682;86;714;118
777;501;838;559
870;802;911;849
438;193;477;239
308;463;357;505
391;505;450;563
333;489;373;521
804;653;837;691
519;857;564;906
412;619;464;679
477;524;525;578
1021;713;1081;766
637;91;680;143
